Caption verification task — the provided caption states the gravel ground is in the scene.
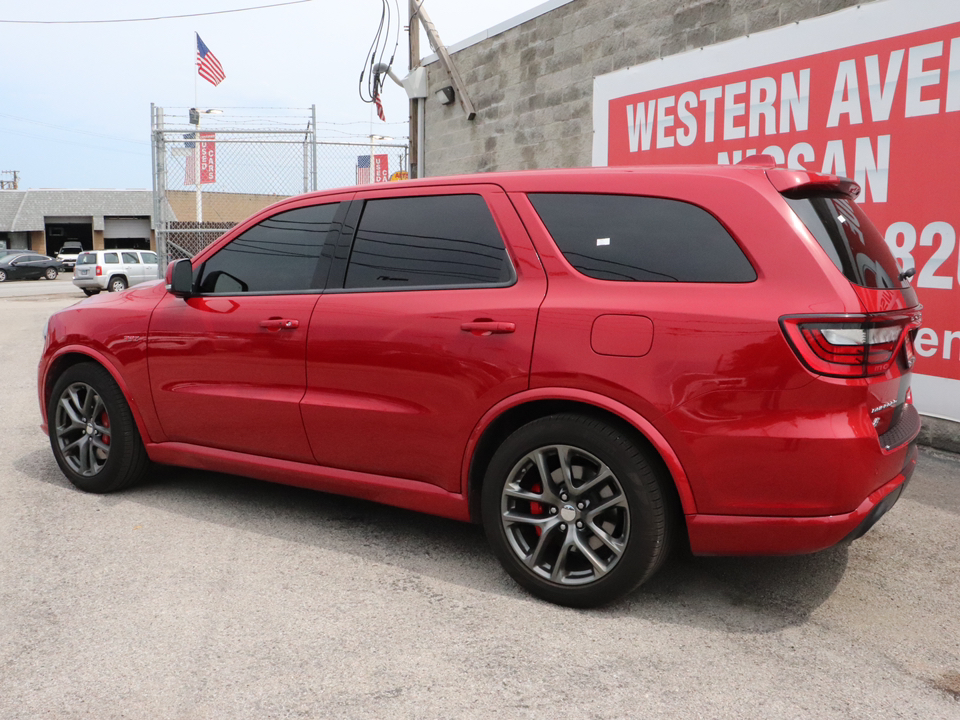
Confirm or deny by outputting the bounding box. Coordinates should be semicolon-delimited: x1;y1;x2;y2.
2;291;958;719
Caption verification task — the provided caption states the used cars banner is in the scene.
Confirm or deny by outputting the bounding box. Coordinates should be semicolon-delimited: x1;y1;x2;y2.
593;0;960;422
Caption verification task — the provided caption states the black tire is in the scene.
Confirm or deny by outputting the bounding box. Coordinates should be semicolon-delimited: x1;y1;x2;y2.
45;267;58;280
82;289;99;297
48;363;150;493
481;414;674;607
108;276;127;292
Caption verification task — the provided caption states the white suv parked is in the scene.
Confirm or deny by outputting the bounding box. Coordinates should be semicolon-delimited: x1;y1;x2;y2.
73;249;160;295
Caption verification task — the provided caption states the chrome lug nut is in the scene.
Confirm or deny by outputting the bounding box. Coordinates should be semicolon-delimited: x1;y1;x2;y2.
577;502;584;510
576;521;583;529
559;524;567;532
550;507;557;514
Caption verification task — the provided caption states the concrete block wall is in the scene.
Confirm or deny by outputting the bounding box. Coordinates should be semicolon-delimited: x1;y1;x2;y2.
423;0;879;177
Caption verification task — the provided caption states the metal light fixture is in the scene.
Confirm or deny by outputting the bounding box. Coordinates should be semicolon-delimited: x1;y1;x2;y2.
435;86;455;105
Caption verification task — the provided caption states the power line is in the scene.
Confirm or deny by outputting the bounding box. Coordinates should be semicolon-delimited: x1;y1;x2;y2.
0;128;149;157
0;0;314;25
0;113;147;145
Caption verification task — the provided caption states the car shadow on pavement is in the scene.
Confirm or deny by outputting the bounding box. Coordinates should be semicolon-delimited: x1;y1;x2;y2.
21;448;848;629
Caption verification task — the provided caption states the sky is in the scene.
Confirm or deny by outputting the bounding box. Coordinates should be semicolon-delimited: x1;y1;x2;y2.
1;0;545;190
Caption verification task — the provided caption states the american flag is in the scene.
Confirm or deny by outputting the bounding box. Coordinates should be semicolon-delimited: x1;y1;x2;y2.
356;155;370;185
375;91;386;122
196;34;226;87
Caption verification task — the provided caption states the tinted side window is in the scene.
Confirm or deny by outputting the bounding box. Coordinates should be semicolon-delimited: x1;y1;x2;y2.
344;195;513;289
121;252;140;263
104;253;119;264
141;252;158;264
785;195;905;289
198;203;339;293
529;194;756;282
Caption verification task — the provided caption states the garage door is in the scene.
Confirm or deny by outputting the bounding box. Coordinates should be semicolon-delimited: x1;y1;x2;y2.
104;217;150;239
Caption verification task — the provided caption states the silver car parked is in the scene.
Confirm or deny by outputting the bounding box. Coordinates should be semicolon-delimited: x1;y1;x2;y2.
72;249;160;295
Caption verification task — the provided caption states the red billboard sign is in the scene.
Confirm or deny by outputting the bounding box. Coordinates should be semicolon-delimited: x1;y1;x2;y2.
593;0;960;421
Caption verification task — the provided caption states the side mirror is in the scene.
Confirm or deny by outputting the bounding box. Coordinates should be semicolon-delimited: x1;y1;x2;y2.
166;258;194;297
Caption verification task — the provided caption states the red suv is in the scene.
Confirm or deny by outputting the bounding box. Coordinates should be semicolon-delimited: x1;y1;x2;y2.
38;162;921;607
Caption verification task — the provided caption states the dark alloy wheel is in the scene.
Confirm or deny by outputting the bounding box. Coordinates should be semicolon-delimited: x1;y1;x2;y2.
109;277;127;292
48;363;149;493
482;414;674;607
44;267;58;280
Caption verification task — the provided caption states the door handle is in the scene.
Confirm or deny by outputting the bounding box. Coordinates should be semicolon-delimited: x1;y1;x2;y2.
259;318;300;331
461;321;516;335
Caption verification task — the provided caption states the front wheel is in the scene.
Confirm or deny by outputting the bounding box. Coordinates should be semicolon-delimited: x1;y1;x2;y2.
481;414;674;607
109;276;127;292
45;267;58;280
82;288;99;297
48;363;150;493
0;269;7;282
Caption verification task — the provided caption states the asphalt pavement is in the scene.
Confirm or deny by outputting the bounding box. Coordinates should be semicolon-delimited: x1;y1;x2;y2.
1;285;958;719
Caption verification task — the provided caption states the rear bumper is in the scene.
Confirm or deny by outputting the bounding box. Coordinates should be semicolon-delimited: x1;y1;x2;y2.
686;442;918;556
73;276;108;290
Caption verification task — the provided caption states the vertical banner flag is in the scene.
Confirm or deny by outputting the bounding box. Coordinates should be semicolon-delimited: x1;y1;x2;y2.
592;0;960;422
184;133;217;185
196;34;226;86
357;154;389;184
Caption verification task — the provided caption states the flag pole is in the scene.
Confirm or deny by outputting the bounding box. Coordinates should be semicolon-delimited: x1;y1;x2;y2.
194;32;203;224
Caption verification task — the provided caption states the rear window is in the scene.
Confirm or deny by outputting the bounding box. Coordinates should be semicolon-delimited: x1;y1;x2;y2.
77;253;96;265
785;195;906;289
529;193;756;282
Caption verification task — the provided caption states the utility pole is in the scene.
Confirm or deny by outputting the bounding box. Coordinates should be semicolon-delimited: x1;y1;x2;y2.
0;170;19;190
408;0;420;179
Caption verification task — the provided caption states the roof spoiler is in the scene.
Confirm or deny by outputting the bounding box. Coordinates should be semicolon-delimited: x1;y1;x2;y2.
736;154;861;199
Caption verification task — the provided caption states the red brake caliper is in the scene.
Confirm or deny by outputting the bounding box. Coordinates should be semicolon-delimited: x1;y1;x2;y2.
100;412;110;445
529;483;544;536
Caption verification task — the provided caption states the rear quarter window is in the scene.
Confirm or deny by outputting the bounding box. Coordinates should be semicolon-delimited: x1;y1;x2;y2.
785;195;906;289
528;193;756;282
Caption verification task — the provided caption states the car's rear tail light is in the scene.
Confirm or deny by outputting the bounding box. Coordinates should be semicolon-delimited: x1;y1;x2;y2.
780;312;922;378
96;265;102;276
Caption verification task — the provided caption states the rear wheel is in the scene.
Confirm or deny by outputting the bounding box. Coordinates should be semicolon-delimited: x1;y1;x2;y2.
482;414;674;607
44;267;58;280
48;363;150;493
109;276;127;292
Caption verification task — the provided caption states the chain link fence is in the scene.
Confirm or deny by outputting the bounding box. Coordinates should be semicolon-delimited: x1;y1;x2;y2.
151;106;409;269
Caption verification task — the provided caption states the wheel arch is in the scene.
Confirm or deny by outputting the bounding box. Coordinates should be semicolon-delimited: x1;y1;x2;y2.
108;274;129;289
462;389;697;524
42;348;153;445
